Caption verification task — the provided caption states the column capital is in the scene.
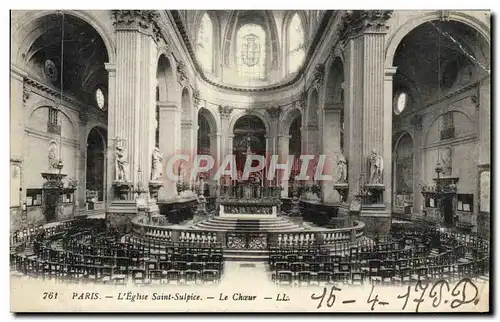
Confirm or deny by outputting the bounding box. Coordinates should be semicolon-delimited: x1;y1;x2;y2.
157;101;179;111
278;134;292;139
219;105;233;118
209;132;222;138
112;10;162;41
340;10;393;42
181;120;193;129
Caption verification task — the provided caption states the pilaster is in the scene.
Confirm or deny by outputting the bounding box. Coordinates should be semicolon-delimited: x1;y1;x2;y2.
158;101;181;201
278;134;291;198
219;105;233;162
321;108;341;204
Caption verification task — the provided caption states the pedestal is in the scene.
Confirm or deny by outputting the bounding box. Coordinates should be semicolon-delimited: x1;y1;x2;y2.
333;183;349;203
106;200;137;233
112;181;133;200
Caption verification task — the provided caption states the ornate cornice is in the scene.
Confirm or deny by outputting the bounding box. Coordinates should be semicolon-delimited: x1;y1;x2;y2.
112;10;162;41
340;10;393;43
169;10;336;93
219;105;233;118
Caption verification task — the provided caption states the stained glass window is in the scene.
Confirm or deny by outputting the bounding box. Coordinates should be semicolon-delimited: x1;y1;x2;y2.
288;13;305;74
236;24;266;81
197;13;213;73
394;92;408;115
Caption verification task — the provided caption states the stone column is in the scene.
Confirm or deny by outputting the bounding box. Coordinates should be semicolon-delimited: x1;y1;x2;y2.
278;134;291;198
158;101;181;201
219;106;233;163
321;108;342;204
342;10;394;235
107;10;159;228
77;111;88;213
104;63;116;207
209;132;222;196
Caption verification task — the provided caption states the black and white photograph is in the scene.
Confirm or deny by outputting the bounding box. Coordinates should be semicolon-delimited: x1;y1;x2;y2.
8;8;491;313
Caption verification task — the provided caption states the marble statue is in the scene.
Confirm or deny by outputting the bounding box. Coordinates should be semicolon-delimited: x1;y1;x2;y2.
336;153;347;183
48;144;57;169
151;146;163;181
441;147;452;176
115;145;129;181
369;149;384;184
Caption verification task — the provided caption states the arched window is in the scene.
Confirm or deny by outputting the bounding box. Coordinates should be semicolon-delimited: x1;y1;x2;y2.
196;13;213;73
236;24;266;81
288;13;305;74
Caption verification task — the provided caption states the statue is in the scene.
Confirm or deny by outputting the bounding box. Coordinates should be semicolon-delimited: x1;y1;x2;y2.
441;147;452;176
48;144;57;169
115;145;129;181
151;146;163;181
336;153;347;183
369;149;384;184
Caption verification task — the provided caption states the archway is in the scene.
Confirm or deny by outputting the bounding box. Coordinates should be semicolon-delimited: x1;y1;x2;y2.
233;115;267;177
86;127;107;204
390;19;489;225
393;132;414;215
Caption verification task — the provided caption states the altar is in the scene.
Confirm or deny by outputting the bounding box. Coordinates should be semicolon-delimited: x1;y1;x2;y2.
217;183;281;217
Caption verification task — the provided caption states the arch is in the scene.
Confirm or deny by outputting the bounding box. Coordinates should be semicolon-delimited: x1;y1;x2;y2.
198;107;218;134
385;11;490;67
323;56;344;108
12;10;115;68
306;87;320;125
27;103;78;136
423;109;475;146
195;12;215;73
86;126;107;202
393;131;414;153
393;131;414;196
280;106;302;136
180;87;193;121
156;53;176;102
228;110;271;135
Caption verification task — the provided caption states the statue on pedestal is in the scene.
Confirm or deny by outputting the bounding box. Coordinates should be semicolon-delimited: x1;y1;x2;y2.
369;149;384;184
336;153;348;183
151;146;163;181
48;143;58;170
115;145;129;181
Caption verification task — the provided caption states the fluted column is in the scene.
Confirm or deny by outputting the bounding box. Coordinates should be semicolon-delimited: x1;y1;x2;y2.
108;10;157;195
341;10;393;234
181;120;194;155
158;101;181;201
321;108;341;204
104;63;116;206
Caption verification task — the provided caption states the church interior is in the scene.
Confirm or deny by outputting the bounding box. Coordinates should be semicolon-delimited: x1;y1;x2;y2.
10;10;490;287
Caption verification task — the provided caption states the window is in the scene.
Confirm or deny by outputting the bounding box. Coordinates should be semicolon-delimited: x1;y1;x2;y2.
457;194;473;212
393;92;408;115
196;13;213;73
288;13;305;75
26;189;42;207
236;24;266;81
47;107;61;134
441;112;455;140
95;88;106;110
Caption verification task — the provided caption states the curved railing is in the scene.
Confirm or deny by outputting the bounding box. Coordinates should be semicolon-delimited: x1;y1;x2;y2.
130;215;366;250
